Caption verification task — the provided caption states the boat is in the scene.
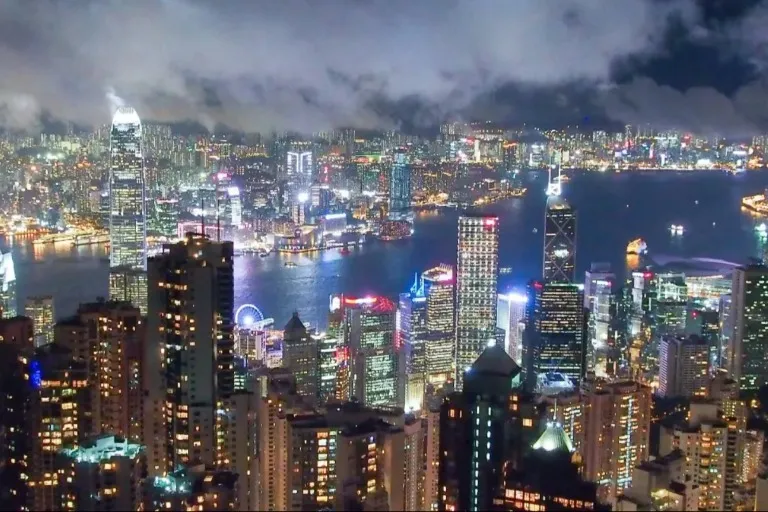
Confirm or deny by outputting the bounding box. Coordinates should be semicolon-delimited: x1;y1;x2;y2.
742;191;768;215
284;261;297;268
340;247;351;255
626;238;648;255
669;224;684;236
259;252;269;258
499;267;512;275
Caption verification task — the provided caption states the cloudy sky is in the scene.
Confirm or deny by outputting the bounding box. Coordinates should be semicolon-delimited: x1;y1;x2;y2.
1;0;768;135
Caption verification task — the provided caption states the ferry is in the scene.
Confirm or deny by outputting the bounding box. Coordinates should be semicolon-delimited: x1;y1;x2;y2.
509;187;527;197
283;261;297;268
742;191;768;215
669;224;684;236
259;252;269;258
378;220;413;241
626;238;648;255
499;267;513;275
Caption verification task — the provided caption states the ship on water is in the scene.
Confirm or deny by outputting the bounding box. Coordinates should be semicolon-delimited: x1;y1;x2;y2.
626;238;648;255
742;190;768;215
378;220;413;241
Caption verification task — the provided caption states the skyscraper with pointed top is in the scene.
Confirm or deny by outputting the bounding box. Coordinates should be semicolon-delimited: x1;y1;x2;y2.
399;273;428;411
543;165;576;284
108;106;148;313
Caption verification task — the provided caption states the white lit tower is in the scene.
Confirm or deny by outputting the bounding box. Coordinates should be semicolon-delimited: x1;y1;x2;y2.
543;165;576;283
455;214;499;390
108;107;148;314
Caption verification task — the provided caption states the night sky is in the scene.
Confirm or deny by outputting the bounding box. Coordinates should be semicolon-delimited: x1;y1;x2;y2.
2;0;768;135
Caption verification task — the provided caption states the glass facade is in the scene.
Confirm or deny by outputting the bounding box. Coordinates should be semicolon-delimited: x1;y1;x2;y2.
543;196;576;283
729;265;768;391
389;151;411;218
423;265;455;384
108;107;147;312
399;277;428;411
455;215;499;390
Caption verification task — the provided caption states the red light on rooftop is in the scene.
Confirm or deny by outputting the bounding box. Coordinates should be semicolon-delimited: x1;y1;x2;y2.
484;218;497;227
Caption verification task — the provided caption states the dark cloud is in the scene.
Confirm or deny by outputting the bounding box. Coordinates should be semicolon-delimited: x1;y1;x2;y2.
1;0;766;134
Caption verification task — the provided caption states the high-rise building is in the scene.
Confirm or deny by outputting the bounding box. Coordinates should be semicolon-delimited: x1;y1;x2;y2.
728;264;768;392
282;311;318;399
343;296;402;407
658;335;709;399
55;300;143;440
0;342;31;510
25;296;55;347
581;378;652;505
455;215;499;390
389;150;411;219
584;264;615;374
497;291;526;364
543;191;576;284
57;435;145;511
146;464;239;511
616;449;699;511
0;315;34;351
0;250;17;318
438;344;524;512
653;272;687;337
27;343;90;511
316;331;340;403
493;422;601;511
422;264;455;386
522;281;587;389
108;107;148;314
144;233;234;477
659;400;745;510
399;275;428;412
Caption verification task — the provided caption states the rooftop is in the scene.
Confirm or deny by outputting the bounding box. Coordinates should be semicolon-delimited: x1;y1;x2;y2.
60;435;143;464
112;106;141;127
470;342;521;378
532;421;575;453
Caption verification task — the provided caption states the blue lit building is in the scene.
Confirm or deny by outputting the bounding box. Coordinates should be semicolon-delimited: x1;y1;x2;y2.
388;150;411;219
399;274;428;411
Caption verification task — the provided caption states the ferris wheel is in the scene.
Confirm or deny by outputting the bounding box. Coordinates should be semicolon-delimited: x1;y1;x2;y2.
235;304;265;328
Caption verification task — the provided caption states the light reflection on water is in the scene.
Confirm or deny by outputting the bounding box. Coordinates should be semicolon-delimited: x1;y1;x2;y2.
7;171;768;326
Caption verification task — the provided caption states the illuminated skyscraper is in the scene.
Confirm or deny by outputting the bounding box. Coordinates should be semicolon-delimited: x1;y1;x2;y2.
584;264;615;374
0;250;17;318
108;107;147;313
582;378;652;504
455;214;499;390
399;275;428;411
658;335;709;398
728;264;768;392
343;296;402;408
282;312;318;399
543;168;576;283
422;264;455;385
389;150;411;219
144;233;234;477
522;281;587;389
25;296;55;347
497;291;526;364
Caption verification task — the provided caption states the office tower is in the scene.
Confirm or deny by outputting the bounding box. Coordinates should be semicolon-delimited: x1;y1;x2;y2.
316;331;340;403
399;275;428;411
743;429;765;484
0;343;30;510
281;402;408;511
403;415;426;511
282;311;318;399
146;464;238;511
57;435;145;510
653;272;687;337
455;215;499;390
422;264;455;386
543;183;576;283
389;150;411;219
659;401;745;510
494;422;601;511
144;233;234;477
343;296;402;407
438;344;523;512
658;335;709;398
27;343;90;511
55;300;143;440
728;264;768;392
522;281;587;389
0;249;17;318
0;315;34;350
287;150;313;181
108;107;148;314
584;263;615;374
496;291;526;364
616;450;699;511
25;296;55;347
582;378;652;504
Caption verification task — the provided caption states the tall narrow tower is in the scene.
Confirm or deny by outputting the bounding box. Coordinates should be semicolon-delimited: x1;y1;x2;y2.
543;165;576;283
455;214;499;390
108;107;147;313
